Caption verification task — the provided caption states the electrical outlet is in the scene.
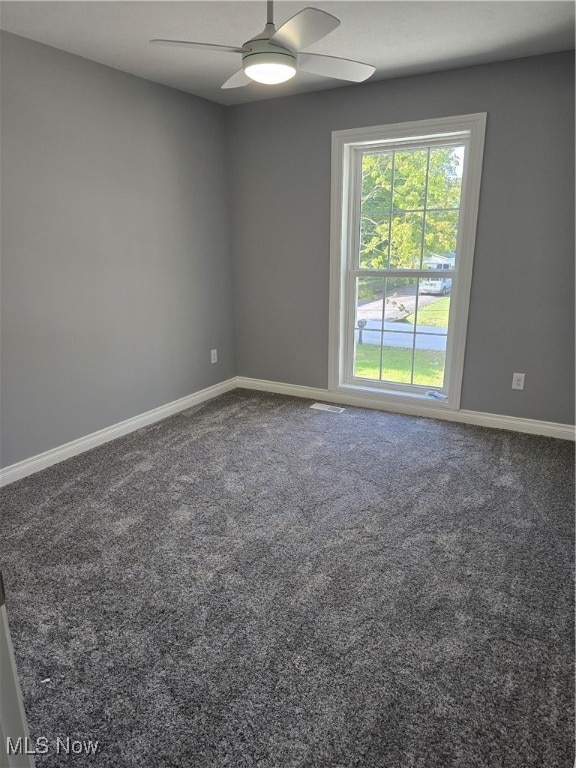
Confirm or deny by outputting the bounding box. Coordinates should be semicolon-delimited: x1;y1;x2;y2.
512;372;525;390
210;349;217;364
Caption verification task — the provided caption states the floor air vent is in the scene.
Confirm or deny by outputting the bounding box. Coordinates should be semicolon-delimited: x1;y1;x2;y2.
310;403;345;413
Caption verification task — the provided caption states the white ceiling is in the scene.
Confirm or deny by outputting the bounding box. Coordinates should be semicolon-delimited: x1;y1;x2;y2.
0;1;574;106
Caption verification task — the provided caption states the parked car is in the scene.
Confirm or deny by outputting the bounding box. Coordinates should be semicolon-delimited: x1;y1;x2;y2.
419;278;451;295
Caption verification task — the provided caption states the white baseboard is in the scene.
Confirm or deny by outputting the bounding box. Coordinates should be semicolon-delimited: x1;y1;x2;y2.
234;376;576;441
0;378;237;487
1;375;573;487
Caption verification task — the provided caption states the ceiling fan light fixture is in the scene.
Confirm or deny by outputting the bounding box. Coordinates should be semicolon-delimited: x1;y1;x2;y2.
245;61;296;84
242;47;297;85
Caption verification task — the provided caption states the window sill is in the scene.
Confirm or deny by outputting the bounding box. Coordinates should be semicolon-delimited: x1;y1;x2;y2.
335;382;456;410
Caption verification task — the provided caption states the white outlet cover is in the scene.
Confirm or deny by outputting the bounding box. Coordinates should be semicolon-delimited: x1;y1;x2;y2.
512;373;525;390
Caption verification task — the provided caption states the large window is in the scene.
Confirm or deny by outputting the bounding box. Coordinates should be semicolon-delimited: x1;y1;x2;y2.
330;114;486;409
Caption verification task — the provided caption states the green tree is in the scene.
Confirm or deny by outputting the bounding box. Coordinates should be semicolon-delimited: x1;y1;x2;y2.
360;146;462;270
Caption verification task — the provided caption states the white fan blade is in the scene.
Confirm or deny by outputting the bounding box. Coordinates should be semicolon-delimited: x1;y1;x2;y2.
150;39;246;54
221;69;252;89
271;8;340;51
298;53;375;82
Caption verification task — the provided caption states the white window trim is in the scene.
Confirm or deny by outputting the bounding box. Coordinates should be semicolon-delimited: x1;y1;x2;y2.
328;113;487;410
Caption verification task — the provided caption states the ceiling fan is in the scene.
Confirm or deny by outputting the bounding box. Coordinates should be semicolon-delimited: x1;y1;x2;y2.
150;1;375;89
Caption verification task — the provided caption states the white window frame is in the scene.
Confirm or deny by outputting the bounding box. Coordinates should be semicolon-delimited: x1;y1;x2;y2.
329;113;486;410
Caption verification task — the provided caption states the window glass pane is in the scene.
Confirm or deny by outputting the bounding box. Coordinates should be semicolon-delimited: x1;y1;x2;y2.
352;271;452;387
353;331;382;380
413;289;451;336
384;277;417;325
354;278;384;378
426;146;464;209
423;210;459;266
360;213;390;269
360;152;392;269
381;337;412;384
392;149;428;211
389;212;424;269
355;277;384;331
413;334;447;387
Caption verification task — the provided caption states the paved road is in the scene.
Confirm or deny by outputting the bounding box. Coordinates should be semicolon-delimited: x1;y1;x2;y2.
355;322;447;351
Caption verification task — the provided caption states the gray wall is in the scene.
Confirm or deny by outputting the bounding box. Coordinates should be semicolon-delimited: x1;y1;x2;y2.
1;32;235;467
227;51;575;425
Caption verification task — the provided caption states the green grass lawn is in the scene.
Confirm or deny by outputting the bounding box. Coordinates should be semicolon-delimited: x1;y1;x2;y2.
354;343;445;386
405;297;450;328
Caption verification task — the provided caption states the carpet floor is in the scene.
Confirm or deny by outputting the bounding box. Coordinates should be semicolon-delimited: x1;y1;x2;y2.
1;389;574;768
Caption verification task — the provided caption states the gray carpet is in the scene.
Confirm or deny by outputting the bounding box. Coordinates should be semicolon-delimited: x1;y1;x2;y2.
1;389;574;768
